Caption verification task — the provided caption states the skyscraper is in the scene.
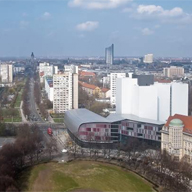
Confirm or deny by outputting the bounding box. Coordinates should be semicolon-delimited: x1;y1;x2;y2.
105;44;114;65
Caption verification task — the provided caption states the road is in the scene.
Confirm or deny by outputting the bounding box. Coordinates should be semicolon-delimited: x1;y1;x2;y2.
0;137;15;148
29;77;45;123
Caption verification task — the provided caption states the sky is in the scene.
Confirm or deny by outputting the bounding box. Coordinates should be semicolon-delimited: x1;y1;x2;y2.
0;0;192;57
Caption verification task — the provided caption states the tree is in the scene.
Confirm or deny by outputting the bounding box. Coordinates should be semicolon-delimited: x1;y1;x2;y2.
46;138;58;159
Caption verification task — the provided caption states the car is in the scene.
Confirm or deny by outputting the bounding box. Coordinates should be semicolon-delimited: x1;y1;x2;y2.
62;149;68;153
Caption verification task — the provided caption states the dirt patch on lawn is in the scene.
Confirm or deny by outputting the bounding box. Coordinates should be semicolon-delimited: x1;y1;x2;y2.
32;168;53;191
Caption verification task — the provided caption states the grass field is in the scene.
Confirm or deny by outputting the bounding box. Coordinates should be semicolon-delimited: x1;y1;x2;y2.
3;117;22;122
53;118;64;123
15;93;22;108
51;113;64;118
19;161;154;192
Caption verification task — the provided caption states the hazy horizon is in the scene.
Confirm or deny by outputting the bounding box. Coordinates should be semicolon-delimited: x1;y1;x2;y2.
0;0;192;57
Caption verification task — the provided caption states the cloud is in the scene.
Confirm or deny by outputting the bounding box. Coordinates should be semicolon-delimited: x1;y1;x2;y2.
132;4;192;24
20;20;29;29
41;12;51;20
69;0;131;9
137;5;183;17
142;28;154;35
76;21;99;31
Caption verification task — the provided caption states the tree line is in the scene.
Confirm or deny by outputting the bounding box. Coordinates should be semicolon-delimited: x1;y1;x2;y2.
0;124;57;191
22;78;30;118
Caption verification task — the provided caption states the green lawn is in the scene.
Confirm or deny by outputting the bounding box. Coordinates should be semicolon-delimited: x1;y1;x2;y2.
53;118;64;123
19;161;154;192
3;117;22;122
15;93;22;108
51;113;64;118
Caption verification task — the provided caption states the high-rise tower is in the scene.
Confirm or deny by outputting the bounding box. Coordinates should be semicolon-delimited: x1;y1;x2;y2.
105;44;114;65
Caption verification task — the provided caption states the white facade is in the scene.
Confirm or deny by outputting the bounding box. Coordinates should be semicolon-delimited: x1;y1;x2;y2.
39;62;54;83
163;66;184;78
45;78;53;102
116;77;188;122
64;65;78;74
110;73;126;106
171;83;188;116
102;75;110;86
143;54;153;64
54;66;58;74
53;71;78;113
0;64;13;83
53;73;73;113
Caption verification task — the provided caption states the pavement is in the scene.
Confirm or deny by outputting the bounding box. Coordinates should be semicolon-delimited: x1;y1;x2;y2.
0;137;15;148
20;101;28;123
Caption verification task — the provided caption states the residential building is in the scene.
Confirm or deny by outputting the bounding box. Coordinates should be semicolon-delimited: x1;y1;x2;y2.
14;64;25;74
0;64;13;83
45;77;53;102
102;75;110;87
54;66;58;74
64;65;78;74
116;75;188;122
163;66;184;78
53;70;78;113
143;54;153;64
79;71;95;81
39;62;54;83
110;73;126;106
161;114;192;163
105;44;114;65
79;81;101;97
100;88;110;98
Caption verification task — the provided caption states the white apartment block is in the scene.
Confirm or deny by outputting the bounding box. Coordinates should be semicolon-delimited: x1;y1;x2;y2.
110;73;126;106
143;54;153;64
39;62;54;83
102;75;110;86
45;77;53;102
161;114;192;163
54;66;58;74
163;66;184;78
53;71;78;113
116;76;188;122
64;65;78;74
0;64;13;83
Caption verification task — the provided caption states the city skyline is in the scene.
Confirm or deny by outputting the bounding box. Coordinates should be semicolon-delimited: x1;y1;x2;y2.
0;1;192;57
